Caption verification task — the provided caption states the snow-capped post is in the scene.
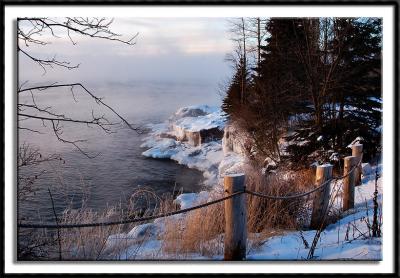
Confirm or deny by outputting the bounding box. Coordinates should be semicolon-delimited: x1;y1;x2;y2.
343;156;357;211
310;164;333;229
351;144;363;186
224;173;246;261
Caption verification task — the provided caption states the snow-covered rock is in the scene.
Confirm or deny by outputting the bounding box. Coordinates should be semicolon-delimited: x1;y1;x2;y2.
169;105;225;146
174;191;210;209
172;105;214;120
127;223;158;239
141;138;178;159
141;105;229;186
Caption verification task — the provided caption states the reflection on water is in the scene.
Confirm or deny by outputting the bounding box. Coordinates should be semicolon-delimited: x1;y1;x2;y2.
18;82;221;221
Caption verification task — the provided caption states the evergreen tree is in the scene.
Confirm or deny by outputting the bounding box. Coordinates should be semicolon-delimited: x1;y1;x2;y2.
245;18;308;162
222;17;382;167
287;18;382;163
331;18;382;159
222;58;250;119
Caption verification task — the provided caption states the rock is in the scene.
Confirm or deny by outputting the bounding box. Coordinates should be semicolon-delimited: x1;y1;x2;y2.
199;127;224;143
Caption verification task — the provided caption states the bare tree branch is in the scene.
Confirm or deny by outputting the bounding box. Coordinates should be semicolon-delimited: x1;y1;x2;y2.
18;83;140;132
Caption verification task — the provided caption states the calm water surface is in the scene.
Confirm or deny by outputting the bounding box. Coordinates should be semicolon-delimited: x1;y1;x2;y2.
18;82;221;221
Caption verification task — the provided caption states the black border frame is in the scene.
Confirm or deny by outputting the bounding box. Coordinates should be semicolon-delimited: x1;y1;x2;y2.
2;0;399;276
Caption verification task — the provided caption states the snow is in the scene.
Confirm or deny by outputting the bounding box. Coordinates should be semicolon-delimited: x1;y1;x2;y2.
362;163;373;176
368;96;383;104
319;163;333;168
248;167;382;260
218;151;246;176
329;152;339;162
172;105;216;119
141;105;242;187
222;124;255;156
141;138;178;159
347;137;364;148
174;111;225;132
224;173;245;178
297;140;311;146
104;165;382;260
248;211;382;260
174;191;210;209
102;105;383;261
127;223;158;238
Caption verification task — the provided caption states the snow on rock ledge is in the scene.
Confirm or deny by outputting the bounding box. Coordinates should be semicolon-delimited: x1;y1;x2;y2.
170;105;225;147
141;105;228;186
141;105;248;187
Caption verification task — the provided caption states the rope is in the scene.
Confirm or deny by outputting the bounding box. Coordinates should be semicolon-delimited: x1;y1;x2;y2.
246;157;362;201
332;154;363;180
245;180;330;200
18;191;244;229
18;155;363;229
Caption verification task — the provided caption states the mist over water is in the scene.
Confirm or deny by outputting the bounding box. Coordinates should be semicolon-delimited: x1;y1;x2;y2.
18;81;224;222
18;17;234;222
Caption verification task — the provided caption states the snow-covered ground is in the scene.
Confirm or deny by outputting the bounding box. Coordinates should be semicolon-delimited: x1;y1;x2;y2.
104;105;382;261
248;173;382;260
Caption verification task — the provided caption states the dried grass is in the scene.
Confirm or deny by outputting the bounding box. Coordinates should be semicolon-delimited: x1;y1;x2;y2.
160;191;225;259
246;165;314;232
19;164;319;260
160;165;316;258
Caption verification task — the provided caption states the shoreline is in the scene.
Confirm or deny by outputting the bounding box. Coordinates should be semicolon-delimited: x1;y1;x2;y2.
102;105;382;260
140;104;245;208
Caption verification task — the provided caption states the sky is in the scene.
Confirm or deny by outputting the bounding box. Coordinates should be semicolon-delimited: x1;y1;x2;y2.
19;17;235;88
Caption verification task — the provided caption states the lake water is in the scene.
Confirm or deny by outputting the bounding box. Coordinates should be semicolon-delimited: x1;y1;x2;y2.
18;81;222;222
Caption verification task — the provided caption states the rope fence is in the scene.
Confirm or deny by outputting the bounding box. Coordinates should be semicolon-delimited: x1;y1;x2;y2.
18;191;243;229
18;143;369;261
245;155;362;201
18;153;363;230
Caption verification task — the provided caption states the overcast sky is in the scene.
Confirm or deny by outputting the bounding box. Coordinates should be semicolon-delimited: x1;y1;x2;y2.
19;17;234;88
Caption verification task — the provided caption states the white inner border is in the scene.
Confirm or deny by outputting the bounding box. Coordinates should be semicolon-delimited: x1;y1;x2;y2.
4;5;395;274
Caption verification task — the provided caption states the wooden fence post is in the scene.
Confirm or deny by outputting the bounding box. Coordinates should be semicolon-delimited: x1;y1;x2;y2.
224;173;246;261
343;156;357;211
310;164;333;229
351;144;363;186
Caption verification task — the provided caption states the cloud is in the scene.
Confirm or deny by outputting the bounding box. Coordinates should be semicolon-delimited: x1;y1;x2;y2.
18;17;235;86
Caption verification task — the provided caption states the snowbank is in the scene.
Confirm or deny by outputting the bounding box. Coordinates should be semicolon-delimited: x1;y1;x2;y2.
104;163;382;260
104;105;383;261
174;191;210;209
248;170;382;260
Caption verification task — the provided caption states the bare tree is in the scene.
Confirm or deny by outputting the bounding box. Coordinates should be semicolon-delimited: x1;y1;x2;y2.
227;17;252;104
246;17;268;67
17;18;140;259
18;17;140;157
